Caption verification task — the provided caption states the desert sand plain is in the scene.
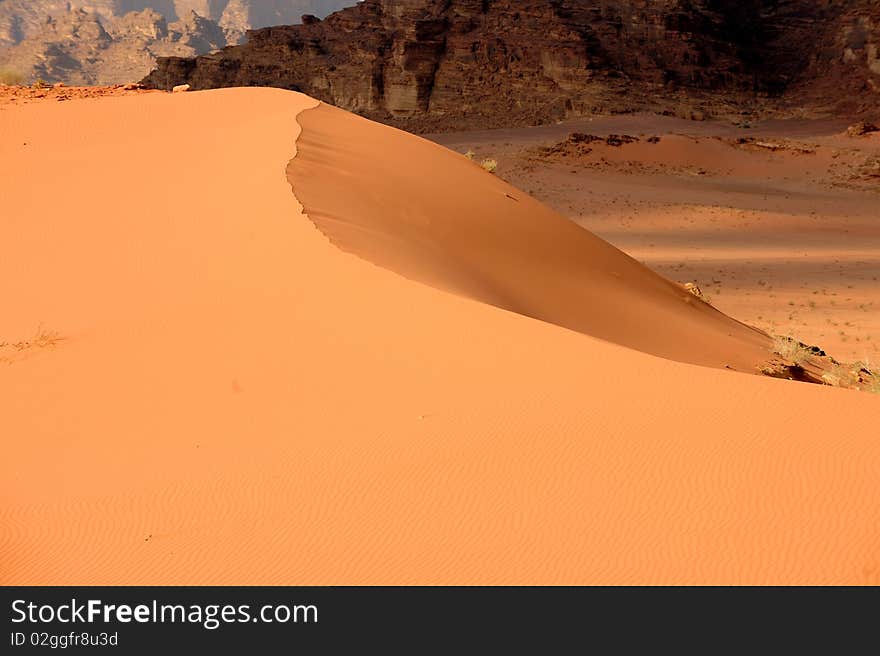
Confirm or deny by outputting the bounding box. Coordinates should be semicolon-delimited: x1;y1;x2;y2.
1;87;879;585
434;115;880;363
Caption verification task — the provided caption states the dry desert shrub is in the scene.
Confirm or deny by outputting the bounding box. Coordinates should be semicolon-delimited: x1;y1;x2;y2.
683;282;712;304
0;325;63;364
480;158;498;173
772;336;812;366
820;365;844;387
463;150;476;160
821;363;858;388
853;358;875;375
0;325;63;352
30;325;63;349
0;67;25;85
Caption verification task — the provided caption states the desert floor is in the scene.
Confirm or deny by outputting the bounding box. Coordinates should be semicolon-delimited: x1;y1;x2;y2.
432;116;880;363
1;88;879;585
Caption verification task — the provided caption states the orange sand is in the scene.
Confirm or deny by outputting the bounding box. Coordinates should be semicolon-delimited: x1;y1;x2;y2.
1;89;879;585
441;120;880;361
289;104;770;371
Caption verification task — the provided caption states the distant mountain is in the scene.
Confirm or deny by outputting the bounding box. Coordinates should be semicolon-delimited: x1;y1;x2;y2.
0;1;356;85
142;0;880;131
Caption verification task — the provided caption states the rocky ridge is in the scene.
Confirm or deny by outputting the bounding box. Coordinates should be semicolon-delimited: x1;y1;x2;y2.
0;1;355;85
0;8;226;85
142;0;880;131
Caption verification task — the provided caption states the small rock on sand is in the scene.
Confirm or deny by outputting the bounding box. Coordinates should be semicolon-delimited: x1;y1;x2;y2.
172;84;191;94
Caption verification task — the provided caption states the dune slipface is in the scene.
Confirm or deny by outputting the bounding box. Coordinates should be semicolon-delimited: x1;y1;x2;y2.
289;103;772;371
1;88;879;586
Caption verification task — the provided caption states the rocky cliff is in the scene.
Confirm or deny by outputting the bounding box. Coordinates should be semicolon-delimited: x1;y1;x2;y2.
142;0;880;130
0;8;227;85
0;1;356;46
0;1;356;84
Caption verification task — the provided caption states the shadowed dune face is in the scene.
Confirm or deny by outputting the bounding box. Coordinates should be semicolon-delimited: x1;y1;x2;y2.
289;103;771;372
1;89;880;586
432;116;880;363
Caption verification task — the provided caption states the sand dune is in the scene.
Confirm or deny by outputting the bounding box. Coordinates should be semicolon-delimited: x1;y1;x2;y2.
290;104;770;371
437;120;880;362
1;88;879;585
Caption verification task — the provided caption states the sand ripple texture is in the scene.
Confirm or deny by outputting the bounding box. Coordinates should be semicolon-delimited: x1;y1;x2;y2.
1;89;878;585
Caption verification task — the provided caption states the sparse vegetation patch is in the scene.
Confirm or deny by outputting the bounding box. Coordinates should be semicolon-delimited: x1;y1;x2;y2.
772;336;813;366
0;67;25;86
0;325;64;364
765;335;879;393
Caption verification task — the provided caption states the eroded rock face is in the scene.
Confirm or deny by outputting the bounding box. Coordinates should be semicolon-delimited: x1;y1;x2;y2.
0;2;355;46
143;0;880;130
789;10;880;115
0;8;226;85
0;2;169;48
0;1;355;84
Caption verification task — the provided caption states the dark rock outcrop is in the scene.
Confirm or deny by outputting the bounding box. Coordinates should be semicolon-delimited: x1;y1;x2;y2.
143;0;880;130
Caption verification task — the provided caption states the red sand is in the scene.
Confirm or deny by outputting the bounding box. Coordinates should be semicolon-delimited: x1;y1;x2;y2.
1;89;879;585
290;104;770;371
437;119;880;362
